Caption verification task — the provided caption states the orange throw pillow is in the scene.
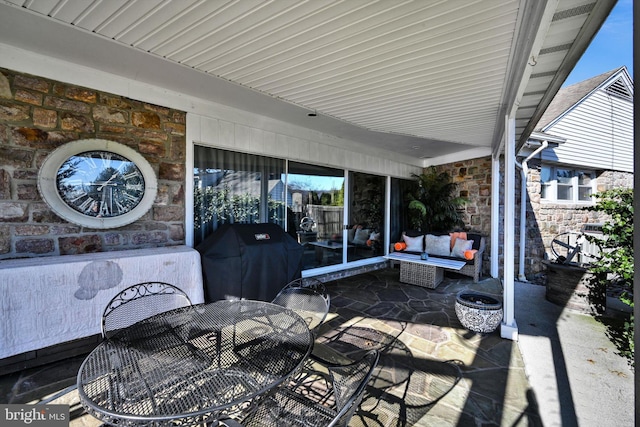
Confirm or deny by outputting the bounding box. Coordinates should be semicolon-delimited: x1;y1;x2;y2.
464;249;477;260
394;242;407;251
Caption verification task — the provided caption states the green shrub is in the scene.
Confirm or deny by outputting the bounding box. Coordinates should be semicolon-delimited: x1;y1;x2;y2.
582;188;634;363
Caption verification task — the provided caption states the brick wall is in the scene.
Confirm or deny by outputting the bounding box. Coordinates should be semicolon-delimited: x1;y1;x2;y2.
0;68;186;259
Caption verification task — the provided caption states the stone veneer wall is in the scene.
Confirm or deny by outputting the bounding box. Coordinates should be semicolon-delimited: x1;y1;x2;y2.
433;156;633;280
434;157;493;235
433;157;493;277
524;160;633;278
0;68;187;259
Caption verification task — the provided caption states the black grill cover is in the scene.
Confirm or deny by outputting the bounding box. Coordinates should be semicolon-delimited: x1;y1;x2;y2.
197;223;303;302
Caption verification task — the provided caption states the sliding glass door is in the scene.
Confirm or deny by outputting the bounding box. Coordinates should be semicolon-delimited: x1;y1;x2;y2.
390;177;416;243
287;162;345;270
347;172;386;262
193;146;285;246
192;145;392;272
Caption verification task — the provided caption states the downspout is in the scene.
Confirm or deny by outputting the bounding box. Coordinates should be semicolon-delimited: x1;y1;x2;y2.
514;140;548;281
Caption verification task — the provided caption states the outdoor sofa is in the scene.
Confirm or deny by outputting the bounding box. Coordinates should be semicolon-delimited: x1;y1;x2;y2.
391;231;485;282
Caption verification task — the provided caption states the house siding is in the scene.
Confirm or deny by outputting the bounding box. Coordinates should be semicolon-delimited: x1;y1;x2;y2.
522;69;634;279
542;89;633;172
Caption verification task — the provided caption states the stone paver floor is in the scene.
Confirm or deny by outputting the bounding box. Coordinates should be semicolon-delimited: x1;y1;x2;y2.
2;267;605;426
317;269;540;426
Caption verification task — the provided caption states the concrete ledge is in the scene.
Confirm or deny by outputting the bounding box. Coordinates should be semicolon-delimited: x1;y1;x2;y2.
0;246;204;359
307;260;388;283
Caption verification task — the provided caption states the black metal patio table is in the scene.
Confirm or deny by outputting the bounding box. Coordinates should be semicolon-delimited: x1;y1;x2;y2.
77;300;313;426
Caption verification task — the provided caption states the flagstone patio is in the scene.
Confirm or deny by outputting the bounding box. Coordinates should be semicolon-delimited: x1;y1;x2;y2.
316;269;538;426
1;267;633;426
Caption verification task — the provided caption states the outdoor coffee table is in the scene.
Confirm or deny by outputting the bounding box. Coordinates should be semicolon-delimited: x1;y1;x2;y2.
385;252;466;288
77;300;313;427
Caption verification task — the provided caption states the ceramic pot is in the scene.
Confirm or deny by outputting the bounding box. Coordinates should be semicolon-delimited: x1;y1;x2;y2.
455;292;503;334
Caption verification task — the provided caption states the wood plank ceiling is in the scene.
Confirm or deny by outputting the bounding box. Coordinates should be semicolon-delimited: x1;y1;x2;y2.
0;0;613;164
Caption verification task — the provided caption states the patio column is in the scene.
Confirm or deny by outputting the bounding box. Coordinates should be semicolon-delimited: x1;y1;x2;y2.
501;114;518;340
490;155;500;278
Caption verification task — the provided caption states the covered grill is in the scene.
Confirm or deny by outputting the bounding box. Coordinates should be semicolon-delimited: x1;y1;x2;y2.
197;223;303;302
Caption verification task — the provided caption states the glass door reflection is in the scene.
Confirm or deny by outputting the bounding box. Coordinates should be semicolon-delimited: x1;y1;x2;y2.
347;172;386;262
287;162;344;269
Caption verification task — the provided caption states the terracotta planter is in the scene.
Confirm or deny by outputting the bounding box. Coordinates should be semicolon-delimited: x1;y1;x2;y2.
455;292;503;334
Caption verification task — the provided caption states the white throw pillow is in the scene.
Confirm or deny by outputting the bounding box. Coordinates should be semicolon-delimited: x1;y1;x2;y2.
425;234;451;257
402;233;423;252
353;228;370;245
451;238;473;258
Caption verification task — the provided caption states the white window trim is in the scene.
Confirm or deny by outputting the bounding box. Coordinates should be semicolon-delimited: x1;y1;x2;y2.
540;165;596;204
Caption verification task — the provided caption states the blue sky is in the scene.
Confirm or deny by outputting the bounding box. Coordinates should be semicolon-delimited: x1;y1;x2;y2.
562;0;633;86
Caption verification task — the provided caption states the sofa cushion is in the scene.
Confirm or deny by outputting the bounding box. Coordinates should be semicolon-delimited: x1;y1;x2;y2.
396;231;483;265
449;231;467;250
348;227;357;243
425;234;451;257
451;238;473;258
467;233;482;250
394;241;407;251
353;228;370;245
402;233;423;252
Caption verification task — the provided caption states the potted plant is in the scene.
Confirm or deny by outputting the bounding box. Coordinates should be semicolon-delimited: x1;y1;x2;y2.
407;167;466;232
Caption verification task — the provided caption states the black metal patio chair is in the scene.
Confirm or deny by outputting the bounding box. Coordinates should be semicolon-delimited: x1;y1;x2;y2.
38;282;192;405
221;349;379;427
101;281;193;339
271;277;330;335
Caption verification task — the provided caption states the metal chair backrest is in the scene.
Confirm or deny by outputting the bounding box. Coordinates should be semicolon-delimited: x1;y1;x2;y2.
101;282;192;339
231;349;379;427
328;349;380;426
271;277;330;333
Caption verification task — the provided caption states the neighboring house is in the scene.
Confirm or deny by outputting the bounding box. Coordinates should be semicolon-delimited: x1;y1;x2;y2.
519;67;634;279
203;171;289;205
